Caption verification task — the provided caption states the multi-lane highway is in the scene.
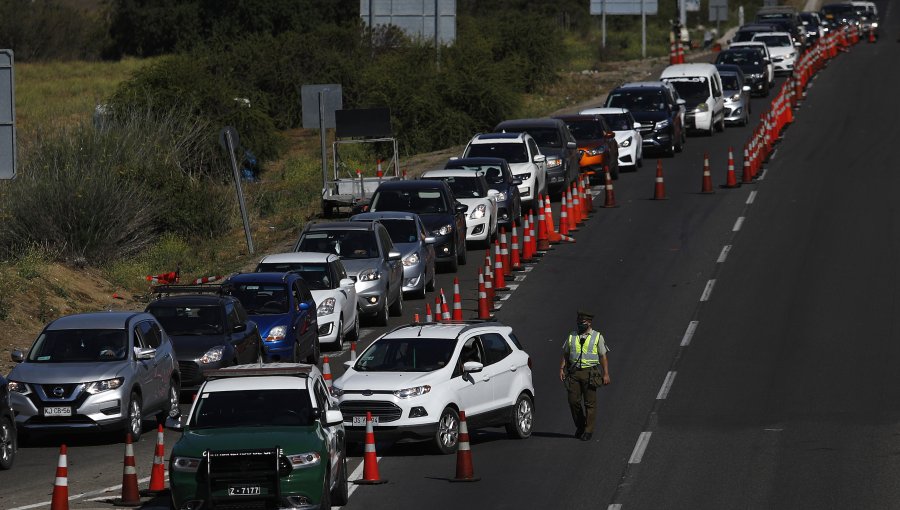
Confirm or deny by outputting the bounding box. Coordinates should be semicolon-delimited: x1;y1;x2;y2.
2;4;897;508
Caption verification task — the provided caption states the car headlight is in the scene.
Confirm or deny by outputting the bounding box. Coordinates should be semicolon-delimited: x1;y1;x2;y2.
84;377;124;394
872;22;878;28
402;253;420;267
265;325;287;342
655;119;670;130
729;93;741;101
514;173;531;181
788;52;796;59
287;452;321;469
618;137;632;148
199;346;225;364
495;191;507;201
7;380;30;395
172;457;202;473
330;386;343;398
317;297;336;316
393;385;431;399
546;156;562;168
358;268;381;281
586;147;606;156
433;224;453;236
693;103;709;112
470;204;487;219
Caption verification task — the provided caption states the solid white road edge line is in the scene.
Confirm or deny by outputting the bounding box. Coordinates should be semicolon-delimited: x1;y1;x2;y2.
656;371;677;400
628;432;652;464
680;321;699;347
700;280;715;302
717;245;731;263
733;217;744;232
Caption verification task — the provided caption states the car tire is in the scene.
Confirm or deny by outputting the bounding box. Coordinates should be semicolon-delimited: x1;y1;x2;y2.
0;417;16;470
374;302;389;327
389;288;403;316
157;379;180;423
347;310;361;341
331;451;349;506
433;407;460;455
425;272;435;292
319;475;332;510
292;341;301;363
126;392;143;441
611;164;620;180
305;338;320;364
332;317;345;350
505;393;534;440
457;238;467;266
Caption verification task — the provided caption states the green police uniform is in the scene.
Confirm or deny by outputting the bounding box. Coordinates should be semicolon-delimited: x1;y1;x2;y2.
562;328;608;437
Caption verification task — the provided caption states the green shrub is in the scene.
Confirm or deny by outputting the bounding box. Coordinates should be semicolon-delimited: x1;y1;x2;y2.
0;0;109;61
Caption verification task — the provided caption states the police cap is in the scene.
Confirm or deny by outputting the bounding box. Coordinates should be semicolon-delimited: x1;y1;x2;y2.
576;310;594;320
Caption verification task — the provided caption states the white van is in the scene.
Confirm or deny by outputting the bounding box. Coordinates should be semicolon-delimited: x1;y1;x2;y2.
659;63;726;136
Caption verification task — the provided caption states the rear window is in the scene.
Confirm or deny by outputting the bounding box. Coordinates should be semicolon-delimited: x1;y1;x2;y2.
379;219;419;244
564;119;607;140
297;230;379;259
227;283;290;315
606;89;667;112
148;305;224;335
465;142;528;163
371;190;447;214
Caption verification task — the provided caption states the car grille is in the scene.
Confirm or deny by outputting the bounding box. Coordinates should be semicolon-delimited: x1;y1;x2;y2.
39;383;79;400
636;122;655;136
339;400;402;423
179;361;202;384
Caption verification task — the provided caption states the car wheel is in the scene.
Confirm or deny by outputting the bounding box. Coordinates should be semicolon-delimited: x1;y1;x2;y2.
347;309;361;341
457;238;467;266
157;379;180;423
505;393;534;440
446;244;459;273
305;338;320;364
665;139;676;157
389;288;403;316
0;417;16;470
319;475;332;510
374;302;389;326
717;117;726;132
411;279;427;299
126;392;143;441
332;317;345;350
330;451;349;506
611;164;620;180
292;341;301;363
425;271;435;292
433;407;460;455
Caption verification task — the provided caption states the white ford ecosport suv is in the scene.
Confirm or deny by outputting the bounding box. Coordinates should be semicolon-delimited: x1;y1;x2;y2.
332;321;534;454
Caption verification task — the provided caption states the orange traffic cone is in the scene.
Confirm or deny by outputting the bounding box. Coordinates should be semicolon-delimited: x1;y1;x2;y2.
522;217;533;262
510;221;523;271
584;175;594;212
51;445;69;510
653;160;667;200
142;425;166;496
741;145;753;184
499;227;510;269
477;269;491;320
192;275;223;284
493;241;508;291
484;251;495;302
425;303;434;322
113;433;142;507
452;278;463;321
376;158;383;178
434;296;443;323
322;357;332;390
559;194;570;236
571;183;583;225
602;168;618;208
868;27;876;43
536;202;550;251
450;410;480;482
528;210;540;257
701;152;714;194
440;289;451;321
350;341;357;361
354;412;388;485
566;186;578;231
722;147;740;188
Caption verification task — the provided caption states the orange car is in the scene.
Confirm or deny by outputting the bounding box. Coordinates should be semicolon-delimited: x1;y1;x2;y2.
555;114;621;180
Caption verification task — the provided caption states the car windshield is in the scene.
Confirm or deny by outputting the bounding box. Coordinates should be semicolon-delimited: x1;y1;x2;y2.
28;329;129;362
228;283;290;315
255;262;333;290
445;164;506;185
371;190;447;214
599;114;632;131
665;78;709;104
190;389;315;428
606;90;667;112
425;176;486;199
753;34;792;46
354;337;456;372
297;230;380;259
717;50;763;66
733;30;763;42
564;120;606;140
465;142;527;163
148;305;223;335
521;128;561;148
720;74;741;90
378;219;420;244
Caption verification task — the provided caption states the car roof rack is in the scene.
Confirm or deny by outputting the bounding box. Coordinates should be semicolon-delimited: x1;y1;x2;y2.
207;364;313;380
151;284;225;297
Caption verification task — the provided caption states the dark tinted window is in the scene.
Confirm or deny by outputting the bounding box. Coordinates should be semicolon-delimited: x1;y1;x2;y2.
564;119;608;140
481;333;513;365
256;262;332;290
28;329;128;362
520;127;561;148
424;176;487;199
228;283;290;315
298;230;379;259
148;305;225;336
606;89;667;112
371;190;447;214
465;142;527;163
355;337;456;372
379;219;419;244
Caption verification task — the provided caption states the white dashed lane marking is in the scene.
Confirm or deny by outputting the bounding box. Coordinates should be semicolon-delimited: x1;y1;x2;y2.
681;320;699;347
700;280;715;302
717;245;731;263
629;432;653;464
656;371;677;400
747;190;758;204
733;217;745;232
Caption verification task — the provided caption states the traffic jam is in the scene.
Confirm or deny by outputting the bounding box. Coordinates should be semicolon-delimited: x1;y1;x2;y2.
0;2;880;509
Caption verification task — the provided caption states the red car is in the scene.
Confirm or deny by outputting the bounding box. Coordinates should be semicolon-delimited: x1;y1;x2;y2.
554;114;621;180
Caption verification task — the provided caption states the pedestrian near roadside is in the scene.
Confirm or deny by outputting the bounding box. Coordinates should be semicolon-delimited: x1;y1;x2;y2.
559;310;610;441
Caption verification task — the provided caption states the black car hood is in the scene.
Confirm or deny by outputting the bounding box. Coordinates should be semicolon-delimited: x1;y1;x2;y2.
629;110;669;123
417;213;456;232
170;334;230;360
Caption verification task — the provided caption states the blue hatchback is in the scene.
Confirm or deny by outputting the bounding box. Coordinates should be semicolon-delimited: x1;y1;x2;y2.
223;273;319;363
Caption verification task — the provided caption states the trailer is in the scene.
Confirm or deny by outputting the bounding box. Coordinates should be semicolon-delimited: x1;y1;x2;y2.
322;136;402;217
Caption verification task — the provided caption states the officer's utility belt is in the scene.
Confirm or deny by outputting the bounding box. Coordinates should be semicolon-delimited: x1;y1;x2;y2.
568;364;600;373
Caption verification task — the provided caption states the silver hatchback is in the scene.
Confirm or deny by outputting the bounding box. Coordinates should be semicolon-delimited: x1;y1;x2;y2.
7;311;180;441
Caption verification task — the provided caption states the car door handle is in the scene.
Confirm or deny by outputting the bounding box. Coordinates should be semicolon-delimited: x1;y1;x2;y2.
509;365;518;372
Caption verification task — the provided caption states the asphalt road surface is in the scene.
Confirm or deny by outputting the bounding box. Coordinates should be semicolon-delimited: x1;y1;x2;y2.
2;4;897;508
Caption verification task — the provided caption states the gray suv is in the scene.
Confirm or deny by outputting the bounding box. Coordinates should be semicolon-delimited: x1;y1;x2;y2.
494;118;581;198
295;221;404;326
7;312;180;441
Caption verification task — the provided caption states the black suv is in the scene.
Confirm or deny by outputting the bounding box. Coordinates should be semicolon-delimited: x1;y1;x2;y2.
146;289;263;390
1;373;16;470
604;81;686;156
715;48;771;97
444;157;523;227
369;179;468;271
494;118;580;197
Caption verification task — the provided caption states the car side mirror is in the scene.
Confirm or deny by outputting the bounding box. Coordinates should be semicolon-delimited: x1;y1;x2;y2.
388;250;402;261
512;178;523;186
463;361;484;373
455;203;468;214
137;348;157;361
11;349;24;363
165;415;184;431
487;189;500;197
233;323;247;333
324;409;344;426
424;236;436;245
339;278;355;287
795;41;802;47
605;131;616;139
299;302;311;311
566;141;577;149
534;154;547;163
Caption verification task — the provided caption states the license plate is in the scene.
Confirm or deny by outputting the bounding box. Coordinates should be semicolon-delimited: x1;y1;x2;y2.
351;415;378;426
43;407;71;417
228;485;261;496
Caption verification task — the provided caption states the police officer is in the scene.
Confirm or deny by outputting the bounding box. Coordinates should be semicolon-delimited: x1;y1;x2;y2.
559;310;610;441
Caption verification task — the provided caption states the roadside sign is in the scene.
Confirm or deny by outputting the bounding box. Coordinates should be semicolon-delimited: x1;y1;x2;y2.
590;0;658;16
709;0;728;22
0;49;15;179
360;0;457;45
301;85;342;130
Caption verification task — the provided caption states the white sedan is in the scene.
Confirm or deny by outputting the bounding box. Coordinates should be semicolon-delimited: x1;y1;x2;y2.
420;169;499;246
751;32;797;74
255;252;359;349
581;107;644;171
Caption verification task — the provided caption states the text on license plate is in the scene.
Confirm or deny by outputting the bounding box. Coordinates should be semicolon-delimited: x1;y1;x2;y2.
43;407;72;417
228;485;261;496
352;415;378;426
